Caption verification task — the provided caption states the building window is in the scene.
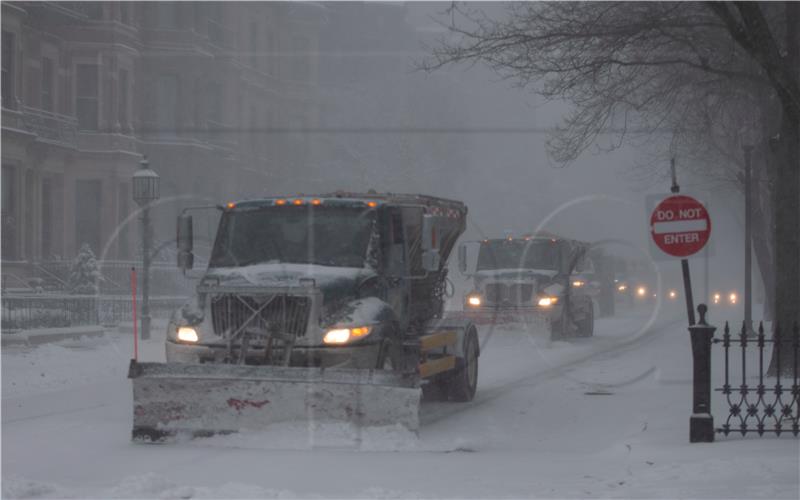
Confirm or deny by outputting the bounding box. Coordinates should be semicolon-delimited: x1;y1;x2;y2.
25;171;34;258
156;3;179;29
2;31;15;109
117;182;129;259
292;35;310;81
156;74;178;135
41;57;54;112
250;22;258;68
85;2;103;20
41;178;53;259
206;82;221;124
75;179;102;255
76;64;99;131
118;69;129;128
2;165;17;260
120;3;131;25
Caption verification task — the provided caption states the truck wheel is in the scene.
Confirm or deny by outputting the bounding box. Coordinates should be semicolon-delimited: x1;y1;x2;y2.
422;377;449;402
376;338;397;370
447;327;479;402
578;302;594;337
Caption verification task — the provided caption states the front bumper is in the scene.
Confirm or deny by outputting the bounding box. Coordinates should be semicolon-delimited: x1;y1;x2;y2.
165;340;382;369
458;305;560;325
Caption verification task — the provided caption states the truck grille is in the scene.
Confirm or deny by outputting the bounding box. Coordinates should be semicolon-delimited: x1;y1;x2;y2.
210;294;311;339
484;283;535;306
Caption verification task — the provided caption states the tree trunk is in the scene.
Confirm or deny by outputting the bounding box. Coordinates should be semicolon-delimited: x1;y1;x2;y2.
750;193;775;321
767;2;800;377
749;149;774;320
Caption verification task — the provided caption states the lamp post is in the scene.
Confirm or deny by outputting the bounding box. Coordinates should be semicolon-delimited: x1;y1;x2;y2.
132;155;159;340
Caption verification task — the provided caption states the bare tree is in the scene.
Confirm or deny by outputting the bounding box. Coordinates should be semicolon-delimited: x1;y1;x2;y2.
423;1;799;374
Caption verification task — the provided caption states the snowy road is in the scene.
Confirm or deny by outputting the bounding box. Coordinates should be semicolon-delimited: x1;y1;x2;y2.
3;305;798;498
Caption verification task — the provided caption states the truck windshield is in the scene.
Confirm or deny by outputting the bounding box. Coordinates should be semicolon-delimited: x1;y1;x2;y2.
209;206;375;268
476;239;559;271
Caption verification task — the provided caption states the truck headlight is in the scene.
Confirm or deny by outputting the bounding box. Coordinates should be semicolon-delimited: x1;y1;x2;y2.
176;326;199;343
466;294;482;307
323;326;372;345
572;280;585;288
637;286;647;297
537;296;559;307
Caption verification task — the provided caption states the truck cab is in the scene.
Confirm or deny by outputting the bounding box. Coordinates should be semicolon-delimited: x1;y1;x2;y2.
458;233;595;338
167;192;477;394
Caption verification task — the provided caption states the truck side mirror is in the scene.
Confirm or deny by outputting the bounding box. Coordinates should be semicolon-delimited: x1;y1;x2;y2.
458;243;467;274
422;249;441;272
422;214;436;251
177;213;194;271
421;214;440;272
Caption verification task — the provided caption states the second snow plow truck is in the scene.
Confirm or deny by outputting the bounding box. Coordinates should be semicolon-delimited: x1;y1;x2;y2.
129;192;479;441
457;233;596;338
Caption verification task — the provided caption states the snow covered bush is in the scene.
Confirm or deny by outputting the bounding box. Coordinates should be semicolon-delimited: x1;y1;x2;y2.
68;244;101;295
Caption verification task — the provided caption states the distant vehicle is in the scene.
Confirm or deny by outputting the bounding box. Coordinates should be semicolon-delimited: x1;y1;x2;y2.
456;233;596;338
711;289;739;307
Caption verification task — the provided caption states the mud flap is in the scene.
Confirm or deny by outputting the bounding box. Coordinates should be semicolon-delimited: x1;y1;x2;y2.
129;361;421;441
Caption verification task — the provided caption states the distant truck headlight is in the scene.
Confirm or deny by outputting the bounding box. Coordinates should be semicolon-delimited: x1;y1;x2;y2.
537;296;559;307
466;294;482;307
668;290;677;300
572;280;585;288
323;326;372;345
729;292;738;304
177;326;199;343
713;293;721;304
636;286;647;297
617;284;627;292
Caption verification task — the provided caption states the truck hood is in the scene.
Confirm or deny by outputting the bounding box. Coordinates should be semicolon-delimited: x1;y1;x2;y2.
205;263;376;296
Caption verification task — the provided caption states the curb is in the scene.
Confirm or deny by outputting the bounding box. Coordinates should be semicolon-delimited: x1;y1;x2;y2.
1;326;105;347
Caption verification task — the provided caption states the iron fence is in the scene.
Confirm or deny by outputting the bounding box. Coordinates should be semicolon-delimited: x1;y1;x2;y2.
714;321;800;437
1;294;188;331
689;304;799;442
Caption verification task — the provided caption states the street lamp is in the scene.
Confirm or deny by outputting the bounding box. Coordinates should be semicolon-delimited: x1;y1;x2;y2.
132;155;159;340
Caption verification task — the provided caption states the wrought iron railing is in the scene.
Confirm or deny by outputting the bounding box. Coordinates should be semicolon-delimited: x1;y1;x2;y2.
688;304;799;442
714;321;800;437
21;106;78;146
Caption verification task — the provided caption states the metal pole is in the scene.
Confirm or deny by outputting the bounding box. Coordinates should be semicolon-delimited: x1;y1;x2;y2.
689;304;715;442
672;158;696;326
743;146;753;335
141;204;151;340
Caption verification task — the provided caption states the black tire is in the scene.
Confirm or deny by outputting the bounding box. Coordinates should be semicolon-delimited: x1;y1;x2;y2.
376;338;397;370
578;301;594;337
447;327;479;402
422;377;449;402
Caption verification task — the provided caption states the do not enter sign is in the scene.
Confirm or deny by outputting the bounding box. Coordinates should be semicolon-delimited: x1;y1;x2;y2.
650;195;711;258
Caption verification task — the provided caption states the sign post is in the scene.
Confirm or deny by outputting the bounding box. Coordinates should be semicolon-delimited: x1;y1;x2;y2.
650;162;712;325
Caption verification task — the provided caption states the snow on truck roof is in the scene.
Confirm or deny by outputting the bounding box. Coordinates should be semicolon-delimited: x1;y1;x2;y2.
481;231;589;245
227;191;467;214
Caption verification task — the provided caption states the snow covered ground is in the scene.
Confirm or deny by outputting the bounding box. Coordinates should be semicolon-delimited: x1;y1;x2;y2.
2;303;798;499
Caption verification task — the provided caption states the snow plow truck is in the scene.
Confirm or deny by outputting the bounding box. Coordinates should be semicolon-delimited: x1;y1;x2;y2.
129;192;479;441
457;232;596;338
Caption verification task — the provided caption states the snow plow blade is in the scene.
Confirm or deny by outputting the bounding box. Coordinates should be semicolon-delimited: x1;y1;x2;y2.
452;309;550;329
128;360;421;441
